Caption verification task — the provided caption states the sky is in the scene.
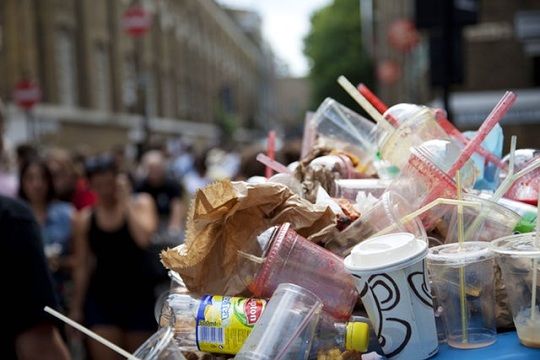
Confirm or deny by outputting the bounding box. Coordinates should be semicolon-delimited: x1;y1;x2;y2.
218;0;331;77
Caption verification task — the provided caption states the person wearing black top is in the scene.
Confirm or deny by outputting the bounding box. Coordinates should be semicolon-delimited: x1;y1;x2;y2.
0;195;70;359
71;155;158;359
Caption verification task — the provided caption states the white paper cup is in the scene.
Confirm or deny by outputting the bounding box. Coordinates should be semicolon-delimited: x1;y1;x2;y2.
344;233;438;359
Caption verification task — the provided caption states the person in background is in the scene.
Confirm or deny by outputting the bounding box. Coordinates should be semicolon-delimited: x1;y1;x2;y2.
46;148;97;211
1;195;70;359
18;158;76;310
182;150;211;196
136;150;185;235
0;98;18;197
71;155;158;359
16;143;38;170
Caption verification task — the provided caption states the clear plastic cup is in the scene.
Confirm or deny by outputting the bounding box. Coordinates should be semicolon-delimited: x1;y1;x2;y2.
344;233;439;359
427;242;497;349
236;283;323;360
312;97;379;173
326;191;427;257
491;233;540;348
379;104;450;170
443;194;520;244
133;327;187;360
332;179;390;200
247;224;358;320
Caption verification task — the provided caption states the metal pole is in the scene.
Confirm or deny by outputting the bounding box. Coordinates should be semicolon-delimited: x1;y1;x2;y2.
135;36;149;159
25;109;34;142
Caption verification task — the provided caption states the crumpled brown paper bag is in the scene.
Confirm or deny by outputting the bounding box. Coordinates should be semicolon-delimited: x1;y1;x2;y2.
160;180;336;295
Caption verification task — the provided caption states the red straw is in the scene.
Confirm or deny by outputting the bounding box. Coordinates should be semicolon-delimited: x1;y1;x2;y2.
265;130;276;178
447;91;517;178
434;110;506;169
357;83;399;127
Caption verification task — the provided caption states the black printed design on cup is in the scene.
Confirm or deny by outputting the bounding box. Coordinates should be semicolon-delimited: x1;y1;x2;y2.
407;262;433;308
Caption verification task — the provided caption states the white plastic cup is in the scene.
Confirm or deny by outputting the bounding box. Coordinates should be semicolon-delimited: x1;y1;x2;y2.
344;233;438;359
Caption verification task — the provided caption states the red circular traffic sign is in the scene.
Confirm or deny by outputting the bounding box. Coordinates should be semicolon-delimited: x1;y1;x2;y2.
13;80;41;110
122;5;152;37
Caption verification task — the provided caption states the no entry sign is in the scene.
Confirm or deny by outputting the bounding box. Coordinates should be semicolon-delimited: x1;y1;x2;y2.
13;80;41;110
122;5;152;37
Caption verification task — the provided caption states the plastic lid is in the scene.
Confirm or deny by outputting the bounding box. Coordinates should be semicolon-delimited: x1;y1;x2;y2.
491;233;540;257
346;322;369;352
344;233;428;272
428;241;494;266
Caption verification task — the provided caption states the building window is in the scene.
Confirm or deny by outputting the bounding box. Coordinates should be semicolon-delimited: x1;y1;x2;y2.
55;29;78;107
95;44;111;111
123;56;137;109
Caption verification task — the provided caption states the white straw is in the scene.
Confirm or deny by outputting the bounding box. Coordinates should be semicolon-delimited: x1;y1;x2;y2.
44;307;140;360
337;76;394;131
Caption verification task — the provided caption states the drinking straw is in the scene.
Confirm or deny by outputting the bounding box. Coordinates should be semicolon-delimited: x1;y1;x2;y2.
434;109;505;170
530;187;540;322
492;156;540;202
337;76;394;132
266;130;276;178
256;153;291;175
44;306;140;360
456;171;469;343
446;91;516;178
462;136;517;241
357;83;399;127
370;197;481;238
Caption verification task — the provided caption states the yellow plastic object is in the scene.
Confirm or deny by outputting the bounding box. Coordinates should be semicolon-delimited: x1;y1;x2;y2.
346;321;369;352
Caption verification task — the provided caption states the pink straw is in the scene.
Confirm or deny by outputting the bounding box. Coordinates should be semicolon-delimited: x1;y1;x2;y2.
434;109;506;170
447;91;516;178
257;153;290;175
300;112;316;159
265;130;276;178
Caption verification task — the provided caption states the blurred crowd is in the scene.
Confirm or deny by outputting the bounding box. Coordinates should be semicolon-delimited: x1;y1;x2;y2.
0;96;291;359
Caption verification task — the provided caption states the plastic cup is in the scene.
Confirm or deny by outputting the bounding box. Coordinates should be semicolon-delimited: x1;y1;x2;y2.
379;104;450;170
344;233;439;359
427;242;497;349
332;179;390;201
236;283;323;360
491;233;540;348
326;191;427;257
248;223;358;320
443;194;521;244
133;327;187;360
312;97;379;173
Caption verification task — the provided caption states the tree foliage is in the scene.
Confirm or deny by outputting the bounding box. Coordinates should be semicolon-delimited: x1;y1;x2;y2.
304;0;373;110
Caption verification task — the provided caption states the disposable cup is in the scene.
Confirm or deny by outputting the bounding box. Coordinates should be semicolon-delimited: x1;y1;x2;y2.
236;283;322;360
344;233;439;359
312;98;379;172
248;223;358;320
379;104;450;170
428;242;497;349
491;233;540;348
332;179;390;200
326;191;427;257
133;327;187;360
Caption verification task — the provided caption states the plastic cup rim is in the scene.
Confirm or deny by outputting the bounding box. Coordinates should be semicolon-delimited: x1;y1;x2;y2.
427;241;495;265
490;233;540;257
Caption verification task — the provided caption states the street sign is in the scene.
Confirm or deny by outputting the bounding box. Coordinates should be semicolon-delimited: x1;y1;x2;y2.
122;5;152;37
13;80;41;110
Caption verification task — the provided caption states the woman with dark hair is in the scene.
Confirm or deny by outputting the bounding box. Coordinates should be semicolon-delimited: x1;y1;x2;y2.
18;158;76;309
71;154;158;359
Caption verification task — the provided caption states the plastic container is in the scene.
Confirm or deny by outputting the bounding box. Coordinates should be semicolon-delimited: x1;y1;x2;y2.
247;223;358;320
428;242;497;349
132;327;186;360
379;104;450;170
442;194;520;244
326;191;427;257
312;98;379;174
332;179;390;201
309;154;364;179
344;233;439;359
236;283;322;360
491;234;540;348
